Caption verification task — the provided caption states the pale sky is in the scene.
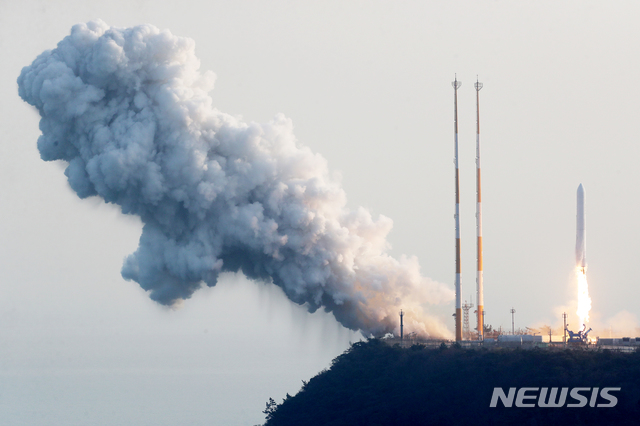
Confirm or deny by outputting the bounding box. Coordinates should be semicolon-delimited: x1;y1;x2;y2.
2;1;640;424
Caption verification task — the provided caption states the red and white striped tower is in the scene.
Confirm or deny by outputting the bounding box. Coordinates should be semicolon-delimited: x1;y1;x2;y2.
474;77;484;341
452;75;462;342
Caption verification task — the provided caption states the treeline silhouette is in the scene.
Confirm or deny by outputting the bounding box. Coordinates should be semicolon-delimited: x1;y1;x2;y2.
263;339;640;426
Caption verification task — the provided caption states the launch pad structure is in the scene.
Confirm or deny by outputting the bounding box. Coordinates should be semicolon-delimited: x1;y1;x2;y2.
393;306;639;352
432;79;633;352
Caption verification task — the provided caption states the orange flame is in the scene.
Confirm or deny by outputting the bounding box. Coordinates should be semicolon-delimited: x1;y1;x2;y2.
576;268;592;326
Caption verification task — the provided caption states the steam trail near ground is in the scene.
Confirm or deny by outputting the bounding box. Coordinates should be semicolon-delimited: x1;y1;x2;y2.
17;21;453;337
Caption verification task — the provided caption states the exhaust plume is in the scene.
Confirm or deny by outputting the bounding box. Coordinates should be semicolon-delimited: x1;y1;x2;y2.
17;21;453;337
576;268;592;326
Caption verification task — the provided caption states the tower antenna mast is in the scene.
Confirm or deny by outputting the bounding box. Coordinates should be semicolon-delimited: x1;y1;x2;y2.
452;74;462;342
475;77;484;340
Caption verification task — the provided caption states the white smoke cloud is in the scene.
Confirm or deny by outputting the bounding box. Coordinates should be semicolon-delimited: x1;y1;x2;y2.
589;310;640;338
18;20;453;337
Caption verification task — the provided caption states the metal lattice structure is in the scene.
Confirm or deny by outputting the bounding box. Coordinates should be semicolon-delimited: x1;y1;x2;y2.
462;300;474;340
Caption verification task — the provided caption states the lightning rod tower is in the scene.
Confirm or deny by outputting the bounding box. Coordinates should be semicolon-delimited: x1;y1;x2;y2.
475;77;484;341
510;308;516;335
452;75;462;342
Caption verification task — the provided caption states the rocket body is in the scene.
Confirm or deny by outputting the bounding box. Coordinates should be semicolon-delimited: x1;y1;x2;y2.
576;184;587;271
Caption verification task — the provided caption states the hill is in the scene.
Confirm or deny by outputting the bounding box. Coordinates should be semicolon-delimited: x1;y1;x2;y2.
262;339;640;426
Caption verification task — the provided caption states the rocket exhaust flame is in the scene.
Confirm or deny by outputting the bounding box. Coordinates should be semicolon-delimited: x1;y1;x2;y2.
576;268;592;326
17;21;453;338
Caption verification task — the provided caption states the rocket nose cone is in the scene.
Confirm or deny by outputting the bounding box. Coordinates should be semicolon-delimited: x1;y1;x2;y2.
577;183;584;195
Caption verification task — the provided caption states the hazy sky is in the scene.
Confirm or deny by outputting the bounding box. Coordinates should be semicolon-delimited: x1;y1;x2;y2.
2;1;640;424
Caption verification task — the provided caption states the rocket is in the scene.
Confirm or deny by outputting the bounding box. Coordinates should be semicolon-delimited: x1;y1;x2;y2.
576;184;587;272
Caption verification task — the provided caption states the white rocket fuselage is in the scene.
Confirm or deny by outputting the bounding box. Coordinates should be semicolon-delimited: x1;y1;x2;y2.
576;184;587;271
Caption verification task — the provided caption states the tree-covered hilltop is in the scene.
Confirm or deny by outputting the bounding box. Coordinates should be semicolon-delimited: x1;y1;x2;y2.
262;339;640;426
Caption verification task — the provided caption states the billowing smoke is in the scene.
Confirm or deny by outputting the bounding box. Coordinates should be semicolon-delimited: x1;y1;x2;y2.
18;21;453;337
